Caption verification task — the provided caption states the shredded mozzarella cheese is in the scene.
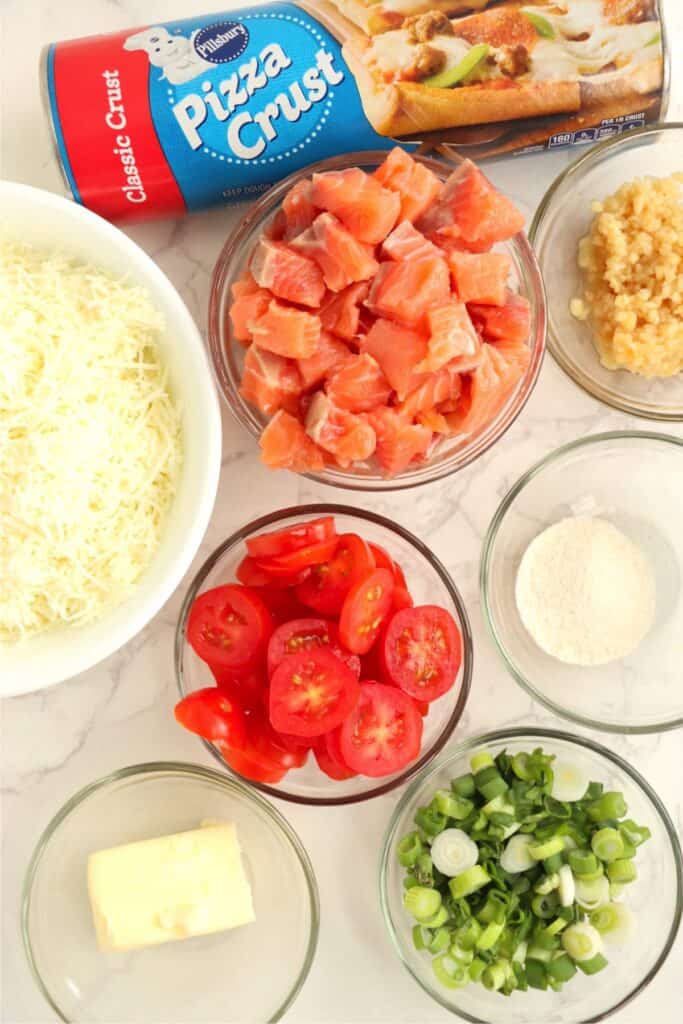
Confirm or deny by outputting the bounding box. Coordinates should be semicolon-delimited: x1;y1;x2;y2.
0;240;182;643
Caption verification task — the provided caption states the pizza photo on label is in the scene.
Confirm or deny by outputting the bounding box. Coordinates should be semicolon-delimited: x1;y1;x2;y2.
319;0;664;138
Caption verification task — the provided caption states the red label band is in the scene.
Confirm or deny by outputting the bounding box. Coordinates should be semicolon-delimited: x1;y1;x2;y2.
51;30;186;221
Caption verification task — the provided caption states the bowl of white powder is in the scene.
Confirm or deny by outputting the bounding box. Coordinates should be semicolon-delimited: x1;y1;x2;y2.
0;183;221;696
481;432;683;733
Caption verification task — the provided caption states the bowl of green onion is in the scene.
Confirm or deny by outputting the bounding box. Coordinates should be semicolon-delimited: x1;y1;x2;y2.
379;728;682;1023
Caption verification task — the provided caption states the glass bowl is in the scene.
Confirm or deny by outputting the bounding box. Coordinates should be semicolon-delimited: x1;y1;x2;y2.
480;431;683;733
175;504;473;804
380;727;682;1024
529;123;683;420
208;150;546;491
22;762;319;1023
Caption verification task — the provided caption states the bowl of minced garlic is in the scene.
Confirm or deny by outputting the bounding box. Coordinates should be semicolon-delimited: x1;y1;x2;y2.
530;124;683;420
570;173;683;379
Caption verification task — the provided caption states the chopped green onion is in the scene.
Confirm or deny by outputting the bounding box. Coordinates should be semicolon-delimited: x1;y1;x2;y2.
527;945;552;963
512;940;528;964
500;834;535;874
482;959;509;991
449;941;474;965
420;905;449;929
477;890;508;925
474;764;509;802
403;874;419;890
619;820;651;847
432;954;469;989
568;849;599;876
429;926;451;954
525;959;548;989
591;827;625;863
511;752;532;780
534;873;559;895
532;927;560;951
589;903;635;946
558;864;575;907
434;789;474;820
469;958;486;982
397;831;423;867
529;835;565;860
543;852;564;874
577;953;608;975
415;805;447;837
546;952;577;982
412;924;431;950
476;920;505;951
646;29;661;46
532;892;558;919
414;851;434;886
586;792;627;822
403;886;442;922
607;858;637;884
561;922;603;962
449;865;491;900
470;750;495;774
454;919;482;950
430;828;479;877
575;875;610;911
544;916;568;937
452;773;476;799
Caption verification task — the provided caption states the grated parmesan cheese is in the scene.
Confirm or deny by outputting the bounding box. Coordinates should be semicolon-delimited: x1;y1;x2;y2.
0;240;182;643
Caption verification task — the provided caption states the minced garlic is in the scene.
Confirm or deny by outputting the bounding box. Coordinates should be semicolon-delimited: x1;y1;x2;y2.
571;174;683;378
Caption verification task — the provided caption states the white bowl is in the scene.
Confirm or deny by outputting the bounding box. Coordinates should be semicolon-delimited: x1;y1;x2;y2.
0;183;222;696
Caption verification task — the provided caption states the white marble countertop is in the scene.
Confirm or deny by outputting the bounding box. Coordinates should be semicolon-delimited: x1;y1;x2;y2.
1;1;682;1021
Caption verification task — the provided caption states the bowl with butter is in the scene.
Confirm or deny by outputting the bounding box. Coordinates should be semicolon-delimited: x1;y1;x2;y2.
22;762;319;1023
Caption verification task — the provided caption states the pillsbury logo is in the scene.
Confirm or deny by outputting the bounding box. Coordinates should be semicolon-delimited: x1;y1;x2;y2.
194;21;249;64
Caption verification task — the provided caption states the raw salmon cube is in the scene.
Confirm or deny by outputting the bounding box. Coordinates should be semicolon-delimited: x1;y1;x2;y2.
469;291;531;344
445;343;522;436
250;238;325;307
398;362;463;419
416;301;481;374
374;148;443;224
417;161;525;250
266;209;287;240
230;271;259;299
250;300;321;359
449;251;511;306
305;392;377;468
417;409;451;434
319;282;370;340
365;256;450;327
282;179;317;237
491;337;531;374
381;221;440;262
311;168;400;244
326;353;392;413
367;406;432;477
229;287;272;344
360;318;429;401
239;346;302;417
291;213;379;293
296;331;352;389
260;410;325;472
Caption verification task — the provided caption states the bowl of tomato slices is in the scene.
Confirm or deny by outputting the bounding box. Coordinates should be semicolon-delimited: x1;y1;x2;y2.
174;506;473;805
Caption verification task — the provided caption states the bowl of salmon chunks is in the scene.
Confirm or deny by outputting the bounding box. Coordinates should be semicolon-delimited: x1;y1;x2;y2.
209;149;546;490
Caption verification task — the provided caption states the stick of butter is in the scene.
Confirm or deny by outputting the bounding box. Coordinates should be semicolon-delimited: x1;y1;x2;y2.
87;821;255;952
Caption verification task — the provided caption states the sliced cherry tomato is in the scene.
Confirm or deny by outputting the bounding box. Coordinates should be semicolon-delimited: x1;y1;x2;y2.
249;711;310;770
246;516;336;560
269;648;360;737
267;618;361;678
296;533;375;615
257;586;310;624
413;699;430;717
255;536;338;577
313;727;357;780
187;584;273;671
236;555;275;588
369;543;413;610
217;742;287;784
174;688;247;747
211;664;267;710
382;605;462;702
340;682;423;778
338;568;395;655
